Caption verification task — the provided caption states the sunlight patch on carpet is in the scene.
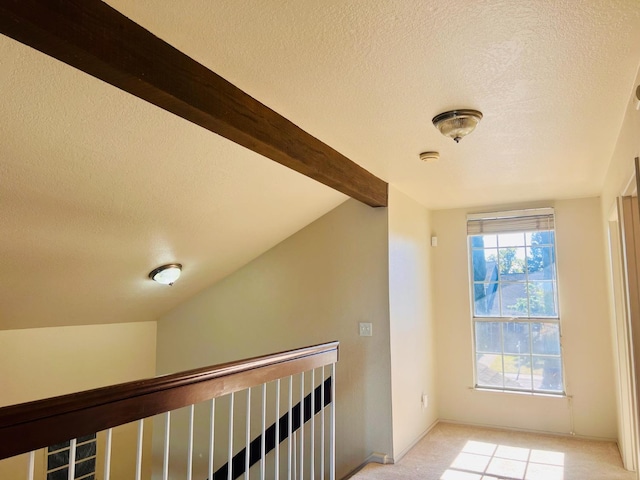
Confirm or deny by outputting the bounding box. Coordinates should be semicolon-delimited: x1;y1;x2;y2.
440;440;564;480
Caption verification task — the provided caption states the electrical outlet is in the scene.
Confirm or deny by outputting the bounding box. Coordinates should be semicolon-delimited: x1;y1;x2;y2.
359;322;373;337
421;393;428;409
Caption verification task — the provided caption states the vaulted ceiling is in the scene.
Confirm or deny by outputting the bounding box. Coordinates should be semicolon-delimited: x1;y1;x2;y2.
2;0;640;329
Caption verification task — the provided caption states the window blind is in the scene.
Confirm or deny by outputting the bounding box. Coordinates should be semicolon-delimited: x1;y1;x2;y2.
467;208;554;235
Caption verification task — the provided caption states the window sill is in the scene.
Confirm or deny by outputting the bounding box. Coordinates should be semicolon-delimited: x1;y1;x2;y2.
472;387;567;399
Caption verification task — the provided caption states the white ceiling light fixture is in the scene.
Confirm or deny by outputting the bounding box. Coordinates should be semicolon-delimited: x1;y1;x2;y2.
149;263;182;285
432;109;483;143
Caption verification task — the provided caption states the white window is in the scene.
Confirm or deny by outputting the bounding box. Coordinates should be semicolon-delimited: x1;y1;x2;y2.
468;208;564;394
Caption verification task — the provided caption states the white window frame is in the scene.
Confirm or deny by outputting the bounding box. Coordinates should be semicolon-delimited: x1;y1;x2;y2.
467;208;565;395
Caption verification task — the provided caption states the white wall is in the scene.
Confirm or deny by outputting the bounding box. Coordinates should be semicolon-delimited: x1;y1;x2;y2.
387;187;438;460
0;321;157;478
600;67;640;467
432;198;618;439
156;199;393;478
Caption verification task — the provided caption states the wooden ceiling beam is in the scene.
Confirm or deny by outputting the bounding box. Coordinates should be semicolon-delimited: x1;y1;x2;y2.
0;0;387;207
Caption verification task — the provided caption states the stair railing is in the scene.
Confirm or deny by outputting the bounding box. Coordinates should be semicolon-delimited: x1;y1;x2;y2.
0;341;338;480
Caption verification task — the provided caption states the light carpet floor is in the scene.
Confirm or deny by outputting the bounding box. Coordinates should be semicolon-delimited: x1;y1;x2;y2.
351;422;635;480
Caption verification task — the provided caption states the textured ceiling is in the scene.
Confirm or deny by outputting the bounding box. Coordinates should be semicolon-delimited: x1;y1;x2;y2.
2;0;640;329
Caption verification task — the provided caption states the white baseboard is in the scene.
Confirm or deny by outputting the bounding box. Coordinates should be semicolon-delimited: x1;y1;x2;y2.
343;419;440;478
342;451;392;479
393;418;440;462
365;451;393;465
438;418;618;443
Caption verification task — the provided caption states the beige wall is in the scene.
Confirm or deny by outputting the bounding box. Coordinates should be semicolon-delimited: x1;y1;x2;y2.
432;198;618;439
387;187;438;460
600;68;640;467
156;199;393;477
0;321;157;406
0;321;157;478
600;67;640;217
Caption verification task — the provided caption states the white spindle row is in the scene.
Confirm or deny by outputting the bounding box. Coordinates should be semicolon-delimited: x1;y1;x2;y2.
275;378;281;480
299;371;304;480
135;419;144;480
209;398;216;480
104;428;112;480
228;391;235;480
261;383;266;480
22;362;336;480
188;404;195;480
26;450;34;480
330;363;336;480
245;388;251;480
67;438;76;480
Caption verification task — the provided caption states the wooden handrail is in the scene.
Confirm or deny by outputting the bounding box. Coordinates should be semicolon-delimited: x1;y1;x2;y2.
0;341;338;461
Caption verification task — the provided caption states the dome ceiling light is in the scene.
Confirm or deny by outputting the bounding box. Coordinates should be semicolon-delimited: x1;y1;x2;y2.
432;109;483;143
149;263;182;285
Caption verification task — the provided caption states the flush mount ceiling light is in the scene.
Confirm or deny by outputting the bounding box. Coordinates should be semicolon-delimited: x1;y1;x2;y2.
149;263;182;286
432;109;483;143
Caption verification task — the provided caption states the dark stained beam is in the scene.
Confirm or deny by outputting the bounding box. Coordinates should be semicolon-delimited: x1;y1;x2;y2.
0;0;387;207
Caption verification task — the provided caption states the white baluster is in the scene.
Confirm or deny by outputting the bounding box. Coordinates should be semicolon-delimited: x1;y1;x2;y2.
209;398;216;480
163;411;171;480
104;428;113;480
292;431;297;480
320;366;325;480
135;420;144;480
275;378;281;480
288;376;293;480
68;439;76;480
261;383;266;480
310;369;315;480
26;450;34;480
299;372;304;480
330;364;336;480
187;404;195;480
245;388;251;480
228;392;235;480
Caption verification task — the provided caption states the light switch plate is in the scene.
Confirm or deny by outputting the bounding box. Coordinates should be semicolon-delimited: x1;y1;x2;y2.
359;322;373;336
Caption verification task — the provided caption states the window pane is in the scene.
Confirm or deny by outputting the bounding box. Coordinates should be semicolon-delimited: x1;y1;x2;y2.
474;283;500;316
48;468;69;480
533;356;563;392
75;458;96;478
48;449;69;470
503;355;533;390
77;434;96;444
500;283;528;317
470;235;497;249
476;354;504;388
497;232;526;247
526;231;555;246
469;217;561;395
49;441;70;452
476;322;501;353
472;249;498;282
499;247;526;276
76;441;96;461
503;322;530;354
528;282;557;317
526;246;555;280
532;323;561;355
